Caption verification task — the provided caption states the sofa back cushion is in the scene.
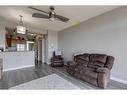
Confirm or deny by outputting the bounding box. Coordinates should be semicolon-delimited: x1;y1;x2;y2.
90;54;107;63
74;53;114;69
74;53;89;67
88;54;107;69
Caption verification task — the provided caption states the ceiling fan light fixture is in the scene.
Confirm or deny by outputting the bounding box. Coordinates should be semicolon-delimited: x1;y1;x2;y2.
49;10;56;21
49;16;55;21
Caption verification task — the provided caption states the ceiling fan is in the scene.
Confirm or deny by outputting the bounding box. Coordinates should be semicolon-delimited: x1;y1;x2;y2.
28;6;69;22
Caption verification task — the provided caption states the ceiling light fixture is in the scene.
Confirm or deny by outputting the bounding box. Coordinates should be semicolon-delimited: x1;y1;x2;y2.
16;15;26;34
49;6;56;21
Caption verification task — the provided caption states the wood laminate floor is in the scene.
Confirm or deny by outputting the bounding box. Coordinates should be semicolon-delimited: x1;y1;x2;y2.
0;63;127;89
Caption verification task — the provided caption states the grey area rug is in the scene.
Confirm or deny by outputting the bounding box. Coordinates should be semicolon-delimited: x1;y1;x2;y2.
9;74;81;89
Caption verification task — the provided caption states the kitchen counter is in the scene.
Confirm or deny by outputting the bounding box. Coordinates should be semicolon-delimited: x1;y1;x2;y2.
0;51;35;71
1;50;34;52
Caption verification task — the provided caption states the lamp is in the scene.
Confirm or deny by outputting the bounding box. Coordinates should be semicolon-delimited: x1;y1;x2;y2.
17;15;26;34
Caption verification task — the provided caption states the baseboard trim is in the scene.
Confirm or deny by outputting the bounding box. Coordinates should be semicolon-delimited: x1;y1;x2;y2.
3;65;35;72
111;77;127;85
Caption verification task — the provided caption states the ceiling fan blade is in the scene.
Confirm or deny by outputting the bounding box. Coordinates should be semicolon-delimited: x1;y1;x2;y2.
28;6;49;14
55;14;69;22
29;6;70;22
32;13;49;19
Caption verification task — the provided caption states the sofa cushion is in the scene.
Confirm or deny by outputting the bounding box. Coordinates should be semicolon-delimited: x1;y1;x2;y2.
74;53;89;66
75;59;88;67
88;54;107;68
90;54;107;63
67;65;76;75
74;64;85;73
88;61;105;69
76;53;89;61
80;67;98;79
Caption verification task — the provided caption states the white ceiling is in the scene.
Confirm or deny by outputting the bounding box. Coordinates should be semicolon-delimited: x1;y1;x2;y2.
0;6;119;32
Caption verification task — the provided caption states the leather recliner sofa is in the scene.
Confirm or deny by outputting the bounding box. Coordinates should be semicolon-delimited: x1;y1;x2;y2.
51;51;64;67
66;53;114;88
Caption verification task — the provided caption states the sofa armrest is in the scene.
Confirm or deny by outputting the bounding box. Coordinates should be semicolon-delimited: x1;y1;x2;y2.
67;61;77;66
96;67;110;88
96;67;110;73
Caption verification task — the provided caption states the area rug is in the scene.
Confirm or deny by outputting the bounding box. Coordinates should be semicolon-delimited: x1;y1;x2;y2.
9;74;81;89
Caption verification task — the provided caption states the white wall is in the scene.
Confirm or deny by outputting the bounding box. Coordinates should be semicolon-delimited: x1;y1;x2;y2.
58;6;127;82
46;30;58;64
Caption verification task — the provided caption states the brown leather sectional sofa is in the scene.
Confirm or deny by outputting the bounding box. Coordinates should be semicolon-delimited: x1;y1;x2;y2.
66;53;114;88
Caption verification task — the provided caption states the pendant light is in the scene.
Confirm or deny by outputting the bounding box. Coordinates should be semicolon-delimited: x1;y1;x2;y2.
16;15;26;34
